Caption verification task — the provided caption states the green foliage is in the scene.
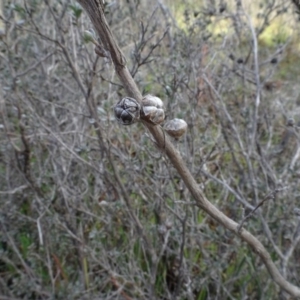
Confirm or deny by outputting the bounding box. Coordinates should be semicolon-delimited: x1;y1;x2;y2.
69;3;82;19
12;4;26;18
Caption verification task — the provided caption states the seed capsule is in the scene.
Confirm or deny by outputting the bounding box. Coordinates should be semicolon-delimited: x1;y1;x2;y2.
141;95;165;125
114;97;140;125
164;118;188;139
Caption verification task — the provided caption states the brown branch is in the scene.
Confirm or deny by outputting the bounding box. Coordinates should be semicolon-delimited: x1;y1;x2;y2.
110;276;133;300
76;0;300;297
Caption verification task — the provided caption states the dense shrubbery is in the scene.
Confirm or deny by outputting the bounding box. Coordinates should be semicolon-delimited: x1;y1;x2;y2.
1;0;300;299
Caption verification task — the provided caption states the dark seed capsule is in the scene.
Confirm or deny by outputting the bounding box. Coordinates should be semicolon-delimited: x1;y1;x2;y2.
114;97;140;125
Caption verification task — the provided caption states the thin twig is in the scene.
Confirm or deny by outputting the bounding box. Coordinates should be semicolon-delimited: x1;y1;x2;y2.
238;187;287;232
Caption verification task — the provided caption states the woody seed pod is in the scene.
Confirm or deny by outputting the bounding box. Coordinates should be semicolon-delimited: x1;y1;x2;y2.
164;118;187;139
114;97;141;125
141;95;165;125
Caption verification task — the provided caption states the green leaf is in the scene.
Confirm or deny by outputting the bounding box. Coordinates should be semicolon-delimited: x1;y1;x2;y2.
69;4;82;19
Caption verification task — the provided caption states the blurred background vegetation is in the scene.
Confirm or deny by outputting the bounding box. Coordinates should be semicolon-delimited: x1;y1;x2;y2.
1;0;300;299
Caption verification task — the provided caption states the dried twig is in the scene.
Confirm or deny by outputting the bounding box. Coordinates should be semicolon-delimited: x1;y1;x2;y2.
238;187;287;232
75;0;300;297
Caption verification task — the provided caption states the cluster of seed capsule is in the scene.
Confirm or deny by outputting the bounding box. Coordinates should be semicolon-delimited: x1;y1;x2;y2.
114;95;187;139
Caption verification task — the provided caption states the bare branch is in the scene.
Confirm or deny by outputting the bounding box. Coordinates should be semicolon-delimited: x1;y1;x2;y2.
76;0;300;297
